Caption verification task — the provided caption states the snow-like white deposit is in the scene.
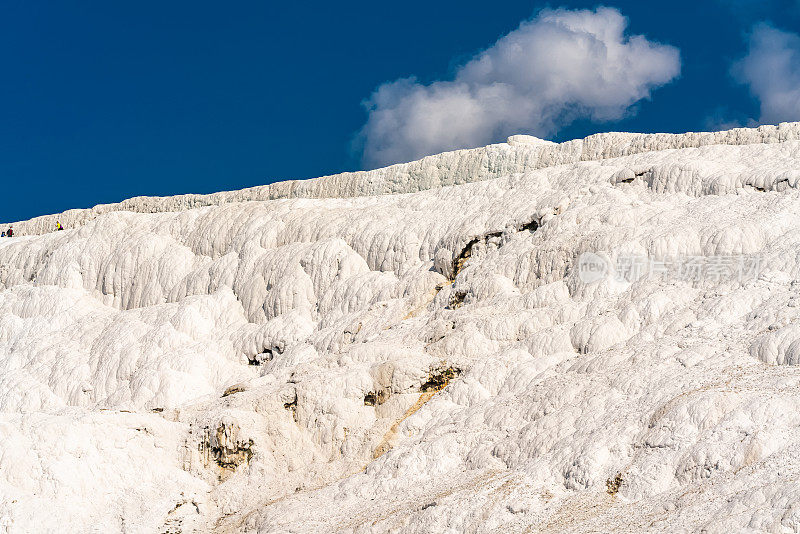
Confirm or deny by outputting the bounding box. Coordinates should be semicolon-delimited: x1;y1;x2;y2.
3;125;800;532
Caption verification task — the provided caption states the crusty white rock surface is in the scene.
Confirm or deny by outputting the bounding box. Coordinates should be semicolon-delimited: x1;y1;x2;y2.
3;125;800;532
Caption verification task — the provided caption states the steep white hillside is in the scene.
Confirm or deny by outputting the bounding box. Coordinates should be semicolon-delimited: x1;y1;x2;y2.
3;125;800;532
6;122;800;235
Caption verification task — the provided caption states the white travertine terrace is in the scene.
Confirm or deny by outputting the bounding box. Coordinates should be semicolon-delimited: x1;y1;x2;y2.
3;124;800;532
6;122;800;235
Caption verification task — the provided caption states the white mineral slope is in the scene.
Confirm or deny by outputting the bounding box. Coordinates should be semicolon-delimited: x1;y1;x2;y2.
6;121;800;236
3;126;800;532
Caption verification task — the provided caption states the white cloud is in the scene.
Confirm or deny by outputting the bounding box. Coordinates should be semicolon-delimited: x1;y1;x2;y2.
355;7;681;168
733;23;800;124
702;106;758;132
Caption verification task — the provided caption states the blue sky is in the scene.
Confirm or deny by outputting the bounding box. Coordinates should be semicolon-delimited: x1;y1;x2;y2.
2;0;800;222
